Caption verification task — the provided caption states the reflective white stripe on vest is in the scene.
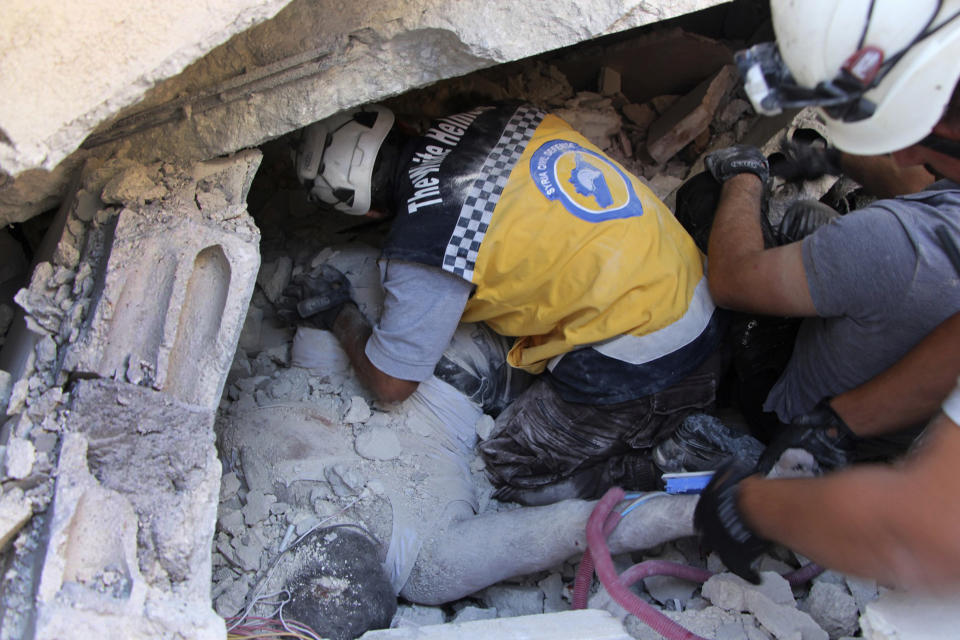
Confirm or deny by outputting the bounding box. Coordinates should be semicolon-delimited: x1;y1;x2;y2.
547;275;716;370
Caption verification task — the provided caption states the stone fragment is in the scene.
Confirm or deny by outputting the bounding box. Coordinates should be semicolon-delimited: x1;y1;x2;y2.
646;65;739;164
642;549;698;606
0;370;11;412
233;538;263;571
553;92;622;150
256;256;293;304
860;587;960;639
538;572;566;613
844;575;879;614
623;102;657;133
452;606;498;623
599;66;622;96
481;584;544;618
650;94;680;114
242;490;277;526
645;174;684;201
4;437;36;479
220;471;242;500
702;572;796;611
62;155;261;411
219;509;247;538
344;395;371;423
805;581;858;638
101;165;167;205
391;604;445;628
355;426;402;461
0;487;32;550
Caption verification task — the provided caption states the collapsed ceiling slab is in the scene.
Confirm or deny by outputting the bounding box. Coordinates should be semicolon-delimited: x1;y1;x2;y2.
0;0;727;228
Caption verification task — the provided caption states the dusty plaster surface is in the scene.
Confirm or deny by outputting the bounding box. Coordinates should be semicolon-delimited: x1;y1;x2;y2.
0;0;725;227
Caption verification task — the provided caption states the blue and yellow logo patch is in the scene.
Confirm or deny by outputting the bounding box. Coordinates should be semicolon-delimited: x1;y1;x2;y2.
530;140;644;222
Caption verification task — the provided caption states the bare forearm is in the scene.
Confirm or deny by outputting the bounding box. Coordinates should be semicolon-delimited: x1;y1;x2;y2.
740;417;960;588
707;174;766;306
830;311;960;436
331;303;418;403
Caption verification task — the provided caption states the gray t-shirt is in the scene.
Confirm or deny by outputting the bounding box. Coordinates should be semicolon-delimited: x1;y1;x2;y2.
764;182;960;422
365;260;474;381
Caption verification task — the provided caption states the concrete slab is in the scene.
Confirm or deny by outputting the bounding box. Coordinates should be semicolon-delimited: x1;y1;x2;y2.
361;609;633;639
62;152;261;410
33;379;223;640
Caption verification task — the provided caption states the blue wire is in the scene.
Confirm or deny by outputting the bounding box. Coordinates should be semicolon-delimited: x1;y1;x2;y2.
620;491;667;516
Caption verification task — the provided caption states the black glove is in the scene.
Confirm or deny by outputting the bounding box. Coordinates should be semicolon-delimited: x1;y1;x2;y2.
694;456;769;584
704;145;770;184
757;399;858;473
771;139;842;182
774;199;840;245
278;264;354;331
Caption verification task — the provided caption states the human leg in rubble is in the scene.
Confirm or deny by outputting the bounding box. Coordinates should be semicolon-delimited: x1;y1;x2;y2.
220;320;701;637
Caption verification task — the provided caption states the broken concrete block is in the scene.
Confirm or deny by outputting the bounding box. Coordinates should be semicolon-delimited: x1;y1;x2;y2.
622;102;657;133
646;65;739;164
844;575;879;614
367;609;632;640
599;66;622;96
101;164;167;206
624;606;765;640
4;436;36;480
62;154;261;411
452;606;498;623
256;255;293;304
0;369;11;414
538;572;566;613
553;93;622;150
344;395;372;424
860;587;960;639
242;490;277;526
392;604;446;628
34;431;224;640
702;572;796;611
805;581;858;638
355;426;402;461
650;94;681;114
63;379;221;600
482;584;544;618
0;487;31;551
219;508;246;538
642;549;699;606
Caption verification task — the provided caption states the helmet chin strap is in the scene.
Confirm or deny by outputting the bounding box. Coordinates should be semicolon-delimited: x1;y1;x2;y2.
917;133;960;161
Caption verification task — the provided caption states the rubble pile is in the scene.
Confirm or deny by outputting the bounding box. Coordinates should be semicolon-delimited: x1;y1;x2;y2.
206;25;876;639
0;9;889;640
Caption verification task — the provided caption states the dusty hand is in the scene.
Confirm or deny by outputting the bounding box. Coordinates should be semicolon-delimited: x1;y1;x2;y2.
694;457;768;584
758;399;857;473
278;264;354;331
705;145;770;184
773;139;842;182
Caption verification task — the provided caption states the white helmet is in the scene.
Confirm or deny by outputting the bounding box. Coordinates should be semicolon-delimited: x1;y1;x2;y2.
295;105;395;215
738;0;960;155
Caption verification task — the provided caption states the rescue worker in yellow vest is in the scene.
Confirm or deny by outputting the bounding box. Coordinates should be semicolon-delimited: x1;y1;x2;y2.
288;101;727;505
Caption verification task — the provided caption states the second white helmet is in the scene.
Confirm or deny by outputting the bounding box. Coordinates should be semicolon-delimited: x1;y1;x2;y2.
295;105;395;215
739;0;960;155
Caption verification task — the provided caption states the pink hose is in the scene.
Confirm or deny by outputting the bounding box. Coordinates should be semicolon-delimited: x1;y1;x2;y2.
571;488;824;640
582;488;709;640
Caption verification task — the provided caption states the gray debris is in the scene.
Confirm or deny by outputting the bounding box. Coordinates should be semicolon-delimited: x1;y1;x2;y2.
355;426;402;461
242;490;277;526
344;395;372;424
538;573;566;613
4;437;36;480
452;605;499;623
392;604;446;628
481;584;545;618
804;581;859;638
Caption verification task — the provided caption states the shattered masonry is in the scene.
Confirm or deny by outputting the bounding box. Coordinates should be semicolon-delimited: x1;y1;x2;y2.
0;151;260;639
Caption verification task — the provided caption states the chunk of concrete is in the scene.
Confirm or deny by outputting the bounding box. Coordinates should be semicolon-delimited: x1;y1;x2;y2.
364;609;633;639
355;426;402;461
646;65;739;164
704;572;826;640
3;436;35;479
392;604;446;628
0;487;32;551
805;581;858;638
481;584;545;617
860;587;960;639
62;153;261;410
34;429;223;640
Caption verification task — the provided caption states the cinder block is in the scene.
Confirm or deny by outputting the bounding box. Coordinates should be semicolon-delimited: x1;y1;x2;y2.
62;151;261;410
34;379;223;640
